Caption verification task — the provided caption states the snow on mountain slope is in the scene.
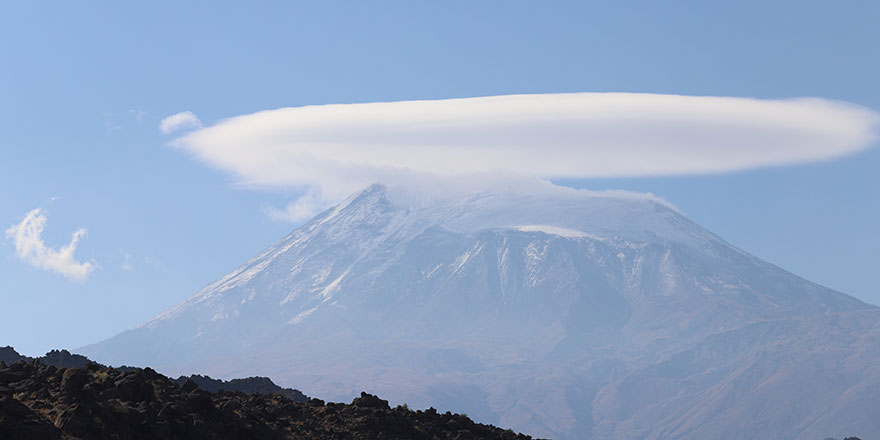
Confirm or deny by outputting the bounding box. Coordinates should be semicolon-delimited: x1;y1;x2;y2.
80;184;878;439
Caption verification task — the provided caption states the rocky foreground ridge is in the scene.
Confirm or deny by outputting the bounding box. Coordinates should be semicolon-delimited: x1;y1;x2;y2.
0;347;533;440
0;346;308;403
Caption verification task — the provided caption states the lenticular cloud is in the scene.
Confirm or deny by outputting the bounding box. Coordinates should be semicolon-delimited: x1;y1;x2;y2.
171;92;879;212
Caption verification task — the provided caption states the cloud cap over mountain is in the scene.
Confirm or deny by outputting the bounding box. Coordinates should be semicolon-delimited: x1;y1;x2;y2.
171;92;879;216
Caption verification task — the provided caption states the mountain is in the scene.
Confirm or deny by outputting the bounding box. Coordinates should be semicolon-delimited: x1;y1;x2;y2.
81;184;880;439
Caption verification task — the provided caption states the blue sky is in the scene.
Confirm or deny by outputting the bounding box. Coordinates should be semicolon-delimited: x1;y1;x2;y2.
1;1;878;356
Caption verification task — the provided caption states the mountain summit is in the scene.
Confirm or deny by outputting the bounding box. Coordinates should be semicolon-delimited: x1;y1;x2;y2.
82;184;880;439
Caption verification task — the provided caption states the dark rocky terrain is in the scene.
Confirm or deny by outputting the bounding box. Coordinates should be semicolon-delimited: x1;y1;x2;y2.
0;347;534;440
1;346;308;403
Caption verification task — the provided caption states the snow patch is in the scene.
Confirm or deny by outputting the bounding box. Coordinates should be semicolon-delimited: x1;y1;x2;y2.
450;243;484;275
312;267;332;286
287;306;318;325
424;263;444;279
515;225;595;239
319;270;349;302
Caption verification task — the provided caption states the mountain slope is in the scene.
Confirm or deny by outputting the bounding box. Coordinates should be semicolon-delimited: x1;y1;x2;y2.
81;184;878;439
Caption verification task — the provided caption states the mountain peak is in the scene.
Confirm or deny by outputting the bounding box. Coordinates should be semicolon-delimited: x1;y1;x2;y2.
328;182;712;249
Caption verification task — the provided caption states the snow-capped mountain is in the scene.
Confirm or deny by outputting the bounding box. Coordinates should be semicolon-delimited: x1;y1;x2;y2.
81;184;880;439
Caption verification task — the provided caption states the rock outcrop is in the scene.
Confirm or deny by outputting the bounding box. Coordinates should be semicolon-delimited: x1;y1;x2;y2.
1;347;94;369
171;374;309;403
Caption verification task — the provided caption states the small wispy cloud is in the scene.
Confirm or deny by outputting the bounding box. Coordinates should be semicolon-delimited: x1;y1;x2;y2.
159;111;202;135
128;108;147;122
129;109;147;122
120;251;134;271
144;256;167;272
5;209;96;282
100;109;148;133
263;191;326;222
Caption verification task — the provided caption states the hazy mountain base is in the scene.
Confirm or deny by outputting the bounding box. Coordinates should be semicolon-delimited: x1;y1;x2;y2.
81;184;880;439
0;353;535;440
173;310;880;440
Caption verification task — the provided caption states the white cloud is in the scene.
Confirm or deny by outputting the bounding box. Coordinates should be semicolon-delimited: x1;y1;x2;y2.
263;190;326;222
5;209;96;282
170;93;879;220
159;111;202;134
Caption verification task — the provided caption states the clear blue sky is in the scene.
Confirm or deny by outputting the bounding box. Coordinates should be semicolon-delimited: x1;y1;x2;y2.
2;1;878;356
